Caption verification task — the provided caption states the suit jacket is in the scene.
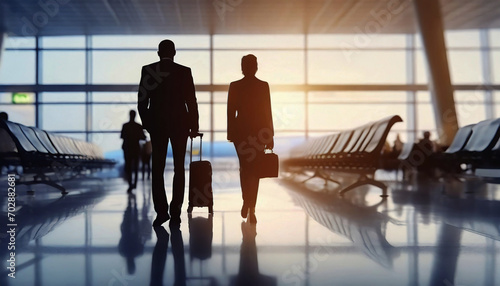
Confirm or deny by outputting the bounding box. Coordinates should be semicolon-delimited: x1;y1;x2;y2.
227;76;274;143
120;121;146;151
137;59;199;136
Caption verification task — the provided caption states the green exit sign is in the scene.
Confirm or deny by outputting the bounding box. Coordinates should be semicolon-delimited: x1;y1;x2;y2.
12;93;34;104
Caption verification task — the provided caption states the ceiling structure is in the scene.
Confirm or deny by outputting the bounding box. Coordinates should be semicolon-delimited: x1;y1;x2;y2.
1;0;500;36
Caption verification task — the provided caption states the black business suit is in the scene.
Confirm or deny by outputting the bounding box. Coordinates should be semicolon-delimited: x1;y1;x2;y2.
138;58;199;220
227;76;274;209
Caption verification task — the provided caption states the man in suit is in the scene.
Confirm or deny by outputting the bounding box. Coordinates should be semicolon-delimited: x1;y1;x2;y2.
138;39;199;226
121;110;146;190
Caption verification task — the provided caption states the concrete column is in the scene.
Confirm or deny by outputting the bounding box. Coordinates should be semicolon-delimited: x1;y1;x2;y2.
413;0;458;146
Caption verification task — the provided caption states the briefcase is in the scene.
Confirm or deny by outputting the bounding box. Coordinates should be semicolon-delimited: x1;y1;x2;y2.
188;133;213;214
255;149;279;178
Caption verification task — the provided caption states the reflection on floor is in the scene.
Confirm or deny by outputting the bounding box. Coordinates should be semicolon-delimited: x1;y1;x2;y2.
0;171;500;285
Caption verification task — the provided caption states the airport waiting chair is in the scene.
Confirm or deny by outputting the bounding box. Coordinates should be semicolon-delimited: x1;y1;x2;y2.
282;115;403;197
0;119;115;194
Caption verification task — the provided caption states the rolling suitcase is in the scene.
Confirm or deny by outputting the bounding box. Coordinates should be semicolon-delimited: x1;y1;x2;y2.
187;133;214;214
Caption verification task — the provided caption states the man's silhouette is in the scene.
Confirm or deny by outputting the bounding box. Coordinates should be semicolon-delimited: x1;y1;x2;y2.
150;226;169;286
121;110;146;190
0;112;8;121
416;131;436;175
118;194;144;275
417;131;435;153
138;39;199;227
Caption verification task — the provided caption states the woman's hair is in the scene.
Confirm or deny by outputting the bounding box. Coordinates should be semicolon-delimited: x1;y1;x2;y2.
241;54;258;76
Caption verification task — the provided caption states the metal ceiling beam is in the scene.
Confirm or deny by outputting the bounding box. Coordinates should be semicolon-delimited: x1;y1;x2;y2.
1;0;500;36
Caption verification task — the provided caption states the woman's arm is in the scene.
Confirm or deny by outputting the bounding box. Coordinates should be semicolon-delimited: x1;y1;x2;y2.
264;82;274;149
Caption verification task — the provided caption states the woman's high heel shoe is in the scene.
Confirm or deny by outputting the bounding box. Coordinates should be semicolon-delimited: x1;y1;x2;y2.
248;207;257;224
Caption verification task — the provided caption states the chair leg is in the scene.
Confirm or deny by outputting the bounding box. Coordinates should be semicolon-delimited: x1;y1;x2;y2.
302;170;341;186
317;170;341;185
20;180;67;195
338;175;388;197
301;169;321;183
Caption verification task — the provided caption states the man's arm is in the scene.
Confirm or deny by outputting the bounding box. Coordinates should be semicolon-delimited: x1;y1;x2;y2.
227;83;236;142
120;124;125;139
184;68;199;136
137;67;150;131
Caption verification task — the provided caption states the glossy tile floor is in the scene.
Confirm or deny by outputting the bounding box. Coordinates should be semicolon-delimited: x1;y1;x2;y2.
1;169;500;286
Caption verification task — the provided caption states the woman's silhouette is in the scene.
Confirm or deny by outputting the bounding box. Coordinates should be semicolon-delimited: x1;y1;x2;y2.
230;222;277;286
227;54;274;224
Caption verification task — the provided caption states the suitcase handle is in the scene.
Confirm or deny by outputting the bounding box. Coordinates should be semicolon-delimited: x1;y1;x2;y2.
190;133;204;163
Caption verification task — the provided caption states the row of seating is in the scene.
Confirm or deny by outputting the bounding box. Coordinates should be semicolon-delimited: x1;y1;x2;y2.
397;118;500;176
282;115;403;196
0;120;115;193
441;118;500;170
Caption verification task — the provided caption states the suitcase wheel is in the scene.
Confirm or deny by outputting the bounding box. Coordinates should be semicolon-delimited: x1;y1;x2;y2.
208;206;213;214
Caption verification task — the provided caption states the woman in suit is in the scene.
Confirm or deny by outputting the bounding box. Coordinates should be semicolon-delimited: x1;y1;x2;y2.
227;54;274;224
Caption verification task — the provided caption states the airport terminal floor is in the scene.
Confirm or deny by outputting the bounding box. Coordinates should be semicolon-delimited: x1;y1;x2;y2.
1;169;500;286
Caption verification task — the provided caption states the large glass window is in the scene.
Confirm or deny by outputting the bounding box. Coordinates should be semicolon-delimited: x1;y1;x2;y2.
214;51;304;84
92;104;135;131
272;92;306;131
175;51;210;84
41;104;86;131
445;30;480;48
308;34;407;49
448;51;482;84
91;92;136;103
198;104;211;132
0;31;498;154
214;35;304;49
0;51;36;84
41;51;86;84
415;50;428;85
492;51;500;83
4;37;36;49
91;133;122;154
40;92;86;103
454;91;487;126
213;103;227;132
92;51;156;84
309;91;407;103
308;51;406;84
0;92;36;126
41;36;86;48
490;29;500;47
308;102;407;131
92;35;210;49
495;92;500;118
415;92;436;134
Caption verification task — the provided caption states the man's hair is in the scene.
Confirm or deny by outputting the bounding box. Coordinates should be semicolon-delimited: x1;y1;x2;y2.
158;40;176;58
241;54;258;76
129;110;136;120
0;112;7;121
